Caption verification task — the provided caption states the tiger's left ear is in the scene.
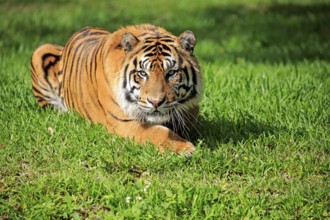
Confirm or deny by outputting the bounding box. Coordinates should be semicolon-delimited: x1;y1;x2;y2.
121;32;139;53
178;30;196;55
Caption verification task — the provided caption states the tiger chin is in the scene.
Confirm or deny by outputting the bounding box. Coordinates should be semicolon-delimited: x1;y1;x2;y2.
30;24;203;155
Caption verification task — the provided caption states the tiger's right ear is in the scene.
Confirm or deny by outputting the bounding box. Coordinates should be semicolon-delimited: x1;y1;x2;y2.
178;30;196;55
121;32;139;53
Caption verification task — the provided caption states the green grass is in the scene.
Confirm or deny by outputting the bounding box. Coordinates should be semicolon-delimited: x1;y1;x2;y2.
0;0;329;219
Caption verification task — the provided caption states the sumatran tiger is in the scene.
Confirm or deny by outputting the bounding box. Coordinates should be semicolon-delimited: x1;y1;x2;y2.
30;24;202;155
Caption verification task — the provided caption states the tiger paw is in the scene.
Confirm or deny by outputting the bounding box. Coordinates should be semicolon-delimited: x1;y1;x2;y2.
176;142;196;156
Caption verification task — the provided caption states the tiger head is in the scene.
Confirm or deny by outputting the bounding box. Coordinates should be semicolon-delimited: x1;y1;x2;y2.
117;26;202;125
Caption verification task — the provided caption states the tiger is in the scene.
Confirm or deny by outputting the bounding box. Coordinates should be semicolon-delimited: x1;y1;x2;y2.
30;24;202;155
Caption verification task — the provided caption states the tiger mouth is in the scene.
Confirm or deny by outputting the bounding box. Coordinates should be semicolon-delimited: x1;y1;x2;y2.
136;103;175;124
143;111;170;124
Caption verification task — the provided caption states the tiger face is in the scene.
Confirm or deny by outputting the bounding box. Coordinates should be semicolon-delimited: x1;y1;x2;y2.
118;29;202;125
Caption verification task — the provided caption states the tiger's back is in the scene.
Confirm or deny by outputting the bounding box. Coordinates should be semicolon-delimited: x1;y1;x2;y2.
31;24;202;155
31;27;110;123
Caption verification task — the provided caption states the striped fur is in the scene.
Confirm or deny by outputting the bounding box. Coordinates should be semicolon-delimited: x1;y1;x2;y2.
30;24;202;154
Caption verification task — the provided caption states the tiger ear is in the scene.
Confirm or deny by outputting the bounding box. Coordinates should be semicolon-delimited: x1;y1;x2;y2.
121;32;139;53
178;30;196;54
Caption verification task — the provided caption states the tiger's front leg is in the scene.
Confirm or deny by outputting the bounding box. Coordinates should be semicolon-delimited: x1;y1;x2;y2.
105;119;196;155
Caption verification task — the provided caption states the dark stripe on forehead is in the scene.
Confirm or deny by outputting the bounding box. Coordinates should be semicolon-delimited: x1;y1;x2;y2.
140;44;150;51
142;59;149;69
161;51;172;57
161;35;173;39
162;44;171;51
137;33;148;37
160;39;174;43
143;44;156;52
133;57;137;67
145;52;155;57
144;39;154;43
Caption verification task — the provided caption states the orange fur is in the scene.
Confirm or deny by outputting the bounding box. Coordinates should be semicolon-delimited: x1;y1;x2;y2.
30;24;202;155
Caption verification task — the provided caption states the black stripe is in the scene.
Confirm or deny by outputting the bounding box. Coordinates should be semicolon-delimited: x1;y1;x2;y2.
63;28;94;80
65;40;86;109
87;30;108;36
33;86;49;95
178;87;197;104
32;76;51;92
128;69;136;84
109;112;135;122
133;57;137;67
142;59;149;69
133;74;140;84
162;44;171;51
125;92;136;103
42;53;61;90
161;35;172;39
35;96;46;101
178;55;183;67
77;43;91;118
161;51;171;57
178;84;190;91
32;88;52;100
144;40;154;43
83;105;92;121
65;38;86;107
42;53;60;66
58;81;62;97
81;28;91;37
187;60;197;84
182;66;190;86
72;42;85;113
191;66;197;85
145;52;155;57
137;33;148;37
97;98;108;118
140;44;150;50
160;39;174;43
142;44;156;52
130;86;139;93
123;64;129;88
82;42;98;116
89;43;98;85
30;58;36;73
93;41;104;86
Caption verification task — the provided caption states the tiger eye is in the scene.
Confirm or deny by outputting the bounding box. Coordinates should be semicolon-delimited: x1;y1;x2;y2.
168;70;177;77
138;70;148;78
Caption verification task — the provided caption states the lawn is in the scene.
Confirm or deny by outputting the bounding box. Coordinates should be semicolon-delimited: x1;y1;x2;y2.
0;0;329;219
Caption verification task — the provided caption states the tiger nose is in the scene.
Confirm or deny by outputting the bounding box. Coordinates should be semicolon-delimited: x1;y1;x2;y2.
147;97;165;107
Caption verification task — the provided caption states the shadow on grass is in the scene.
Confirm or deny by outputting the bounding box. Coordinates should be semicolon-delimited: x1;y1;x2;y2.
195;115;279;150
